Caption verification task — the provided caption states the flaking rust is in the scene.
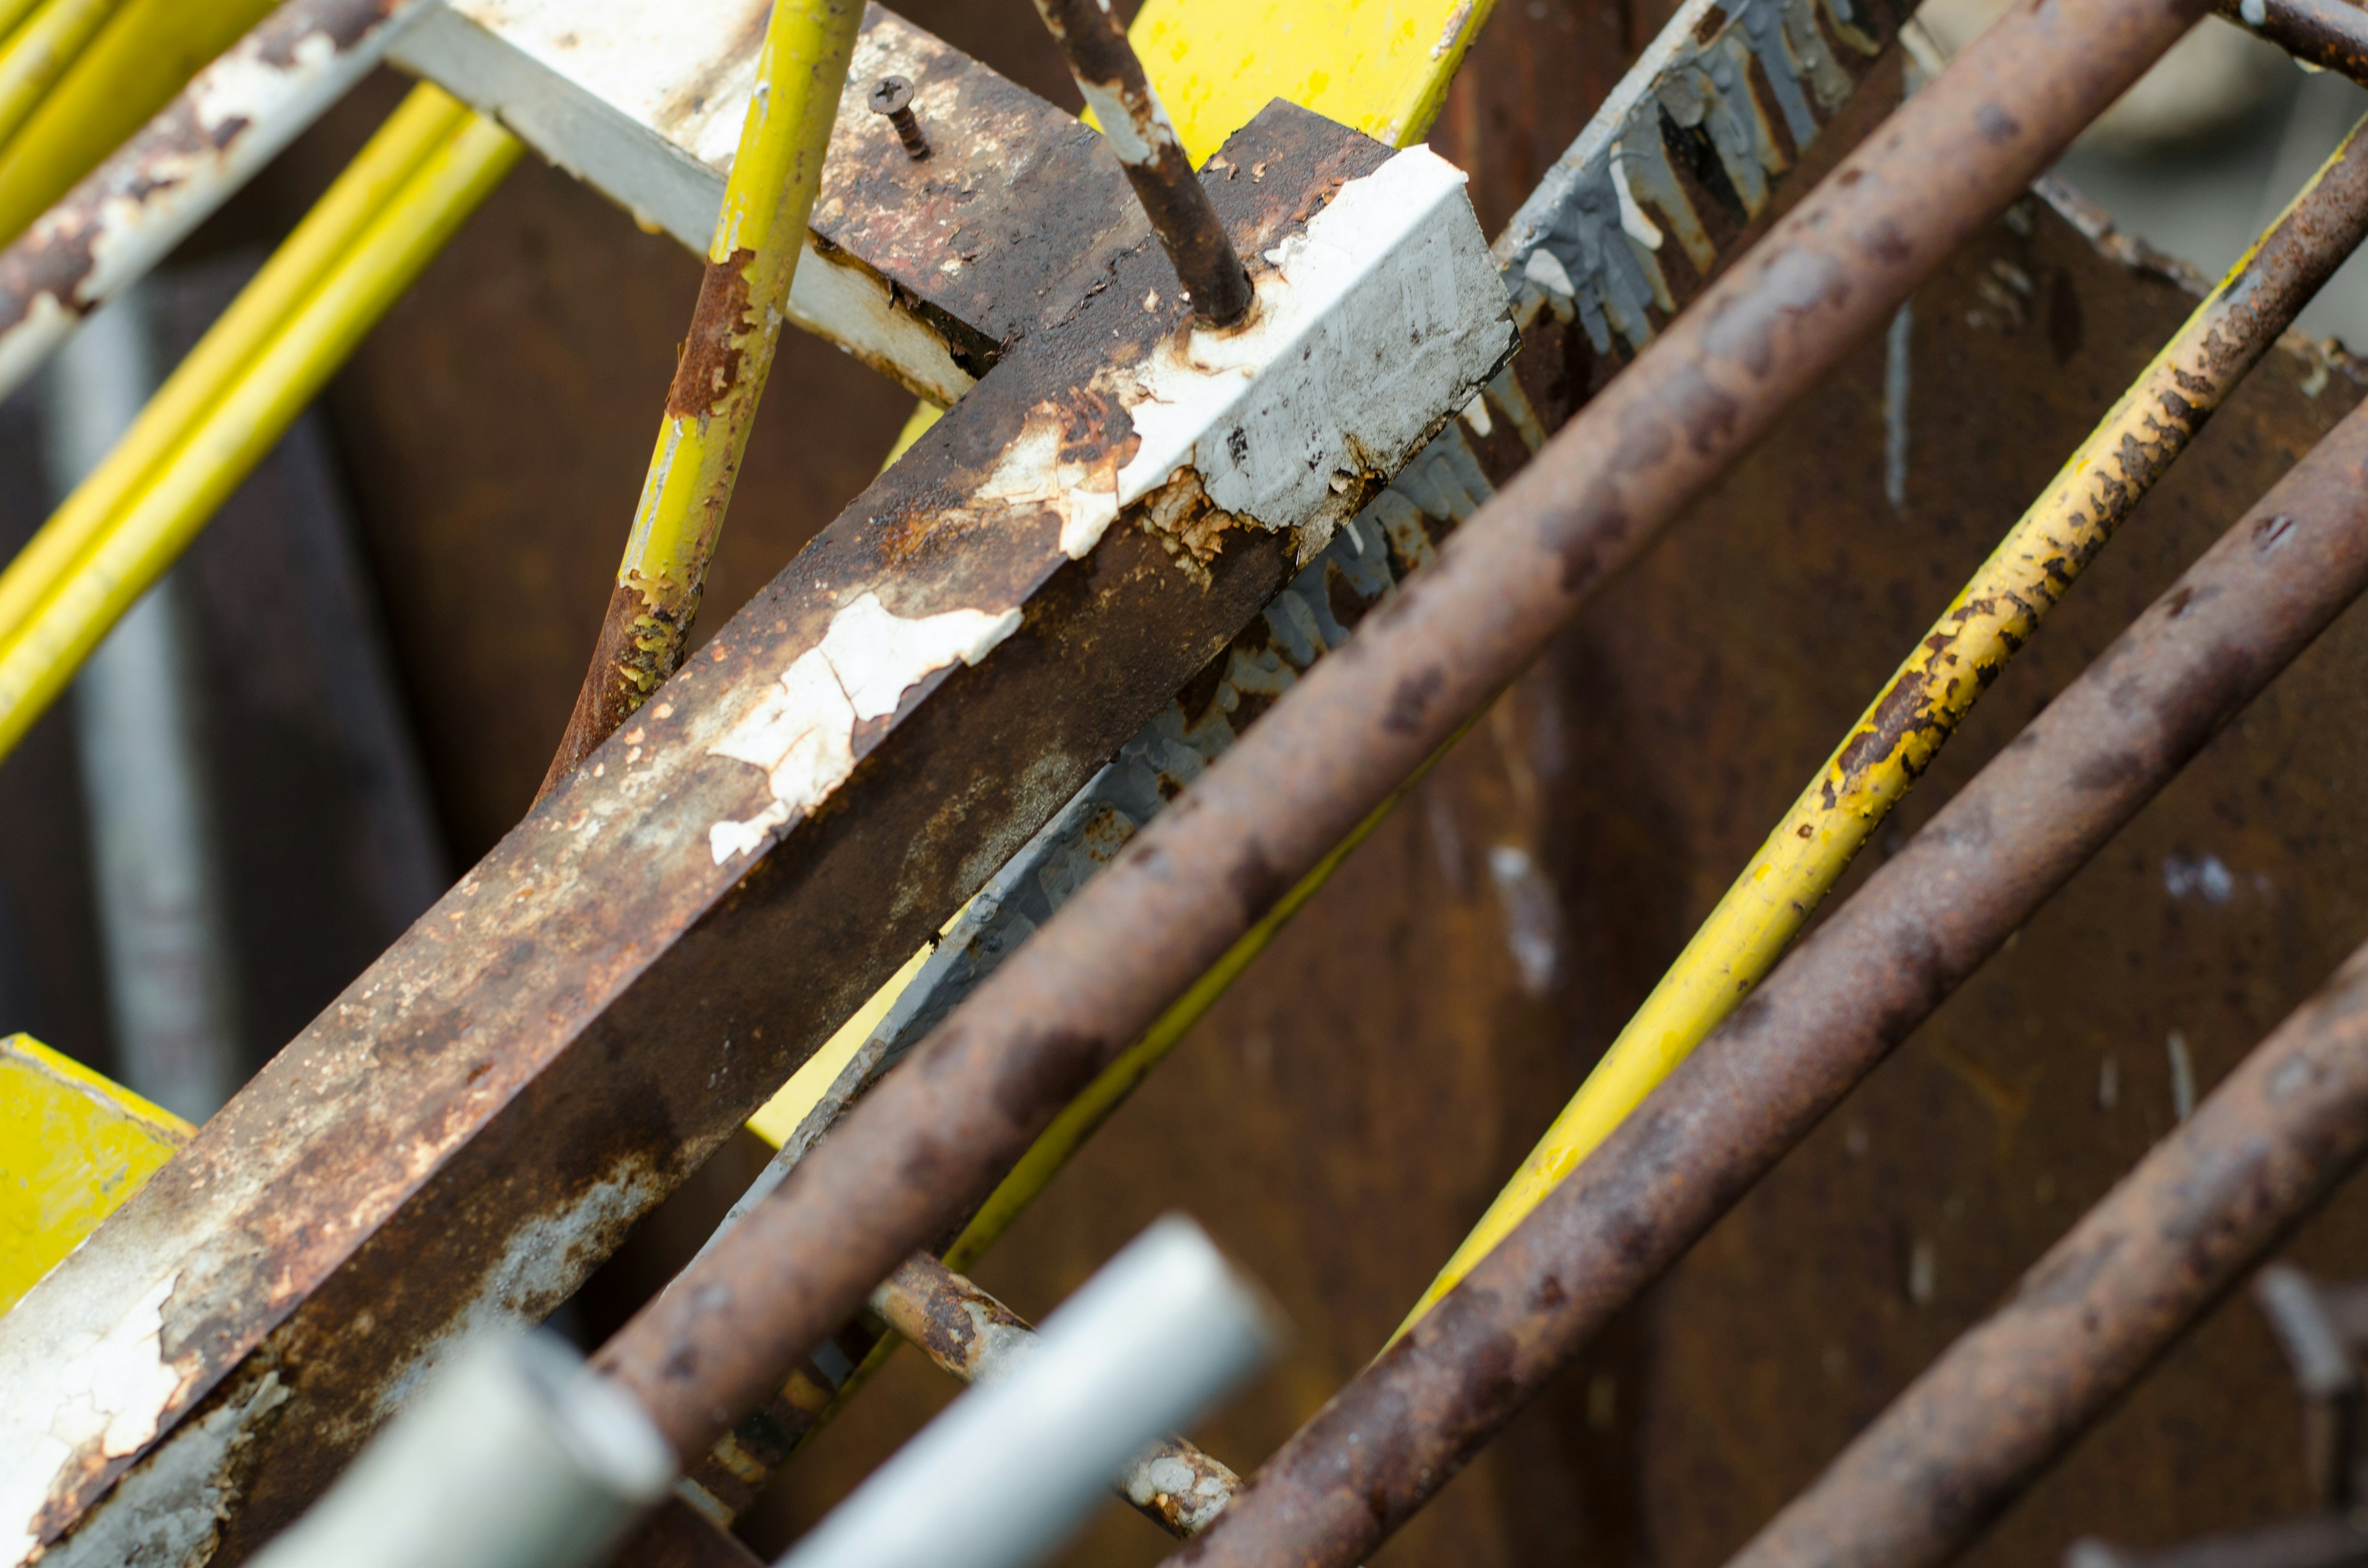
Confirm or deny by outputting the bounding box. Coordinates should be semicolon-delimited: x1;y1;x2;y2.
1;101;1510;1568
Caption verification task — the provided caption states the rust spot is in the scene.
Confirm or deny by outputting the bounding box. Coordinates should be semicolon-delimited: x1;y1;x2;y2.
1383;665;1447;736
1975;104;2020;145
1227;839;1291;919
667;248;758;419
989;1028;1108;1125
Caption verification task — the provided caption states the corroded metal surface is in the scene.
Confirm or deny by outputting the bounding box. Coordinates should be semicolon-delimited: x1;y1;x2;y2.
0;0;435;403
0;105;1510;1568
400;2;1148;403
2218;0;2368;81
1030;0;1252;325
1729;904;2368;1561
586;0;2201;1482
1178;300;2368;1568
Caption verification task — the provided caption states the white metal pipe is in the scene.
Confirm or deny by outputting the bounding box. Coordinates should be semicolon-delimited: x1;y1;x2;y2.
46;285;240;1121
245;1332;673;1568
777;1215;1283;1568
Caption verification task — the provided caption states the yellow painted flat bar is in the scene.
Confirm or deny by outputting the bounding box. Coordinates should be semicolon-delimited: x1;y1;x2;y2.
0;1034;186;1315
1132;0;1498;162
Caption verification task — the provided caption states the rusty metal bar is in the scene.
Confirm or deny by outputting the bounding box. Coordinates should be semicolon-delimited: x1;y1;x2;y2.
0;97;1511;1565
2216;0;2368;80
869;1253;1244;1538
1403;103;2368;1338
1169;323;2368;1568
1724;943;2368;1565
584;0;2210;1469
1029;0;1252;326
0;0;432;401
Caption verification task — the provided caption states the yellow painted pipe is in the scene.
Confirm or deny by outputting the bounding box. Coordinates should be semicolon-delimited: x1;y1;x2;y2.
0;84;466;649
0;99;516;759
0;0;46;49
543;0;863;786
0;0;278;248
1393;126;2368;1339
0;0;125;160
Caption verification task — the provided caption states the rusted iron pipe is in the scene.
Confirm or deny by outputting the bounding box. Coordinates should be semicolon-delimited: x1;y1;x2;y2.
872;1253;1244;1538
1172;356;2368;1568
589;0;2211;1466
1725;954;2368;1568
1028;0;1252;326
2217;0;2368;81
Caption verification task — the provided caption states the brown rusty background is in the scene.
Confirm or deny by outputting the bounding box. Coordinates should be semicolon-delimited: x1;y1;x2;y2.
7;0;2368;1564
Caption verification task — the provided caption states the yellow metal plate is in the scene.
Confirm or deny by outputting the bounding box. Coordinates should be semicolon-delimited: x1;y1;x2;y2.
0;1033;188;1315
1130;0;1498;162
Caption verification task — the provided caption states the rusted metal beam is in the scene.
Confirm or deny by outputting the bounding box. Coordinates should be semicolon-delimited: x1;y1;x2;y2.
1028;0;1252;325
584;0;2204;1477
0;99;1510;1568
868;1252;1244;1538
392;1;1139;405
644;0;1919;1538
1170;300;2368;1568
2216;0;2368;81
1724;875;2368;1562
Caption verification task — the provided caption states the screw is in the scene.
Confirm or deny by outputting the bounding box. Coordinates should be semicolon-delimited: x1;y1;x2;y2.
869;76;929;160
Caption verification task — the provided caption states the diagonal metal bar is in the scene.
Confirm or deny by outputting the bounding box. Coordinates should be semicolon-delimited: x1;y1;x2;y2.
1400;102;2368;1339
1172;297;2368;1568
585;0;2204;1474
0;99;1511;1568
1722;863;2368;1565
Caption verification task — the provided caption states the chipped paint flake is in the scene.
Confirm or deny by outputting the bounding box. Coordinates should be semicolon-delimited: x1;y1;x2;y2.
1;1273;187;1564
708;594;1022;863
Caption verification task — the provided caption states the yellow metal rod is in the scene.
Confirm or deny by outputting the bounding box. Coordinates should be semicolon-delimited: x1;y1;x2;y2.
540;0;863;792
0;0;46;49
0;0;278;247
1394;122;2368;1339
0;107;518;759
0;83;467;649
0;0;124;158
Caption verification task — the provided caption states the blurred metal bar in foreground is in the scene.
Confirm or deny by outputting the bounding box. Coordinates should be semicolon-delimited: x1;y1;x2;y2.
45;286;240;1123
778;1218;1278;1568
867;1252;1244;1538
245;1332;672;1568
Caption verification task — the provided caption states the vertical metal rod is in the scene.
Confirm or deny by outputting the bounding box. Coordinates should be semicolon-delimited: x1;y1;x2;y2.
46;285;240;1122
1722;934;2368;1568
1028;0;1252;327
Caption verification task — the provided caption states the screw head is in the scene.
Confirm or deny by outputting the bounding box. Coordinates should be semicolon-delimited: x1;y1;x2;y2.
869;76;913;116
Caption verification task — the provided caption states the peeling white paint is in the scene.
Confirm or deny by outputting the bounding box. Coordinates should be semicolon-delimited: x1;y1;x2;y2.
1;1272;187;1565
1076;79;1162;168
962;146;1510;568
708;594;1022;863
39;1373;288;1568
